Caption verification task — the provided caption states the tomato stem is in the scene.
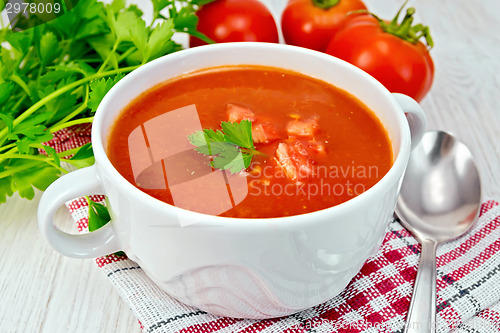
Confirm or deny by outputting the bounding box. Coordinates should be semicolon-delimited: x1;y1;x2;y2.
373;1;434;48
312;0;340;10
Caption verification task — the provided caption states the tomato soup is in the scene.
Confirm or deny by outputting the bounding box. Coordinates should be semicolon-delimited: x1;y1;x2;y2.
107;65;393;218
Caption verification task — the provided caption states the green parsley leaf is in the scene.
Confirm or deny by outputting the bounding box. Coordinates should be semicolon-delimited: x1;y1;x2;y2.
88;34;120;70
12;173;35;200
114;11;141;43
41;145;61;168
147;20;175;60
108;0;127;14
0;82;15;106
10;162;61;199
38;32;62;67
30;166;61;191
221;120;254;149
188;121;263;173
0;114;14;134
5;30;34;55
86;196;125;258
87;196;111;232
189;129;227;155
128;19;148;61
211;142;246;174
8;113;54;152
191;0;218;5
68;143;95;168
38;70;77;88
70;143;93;160
88;74;124;113
187;128;207;146
127;5;144;18
152;0;171;20
0;48;18;81
0;176;14;204
203;128;226;142
173;6;199;32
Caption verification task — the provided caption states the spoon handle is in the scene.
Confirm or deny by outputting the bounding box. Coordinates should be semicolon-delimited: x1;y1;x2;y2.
404;239;437;333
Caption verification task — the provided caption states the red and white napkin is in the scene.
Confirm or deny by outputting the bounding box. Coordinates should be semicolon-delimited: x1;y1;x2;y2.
49;126;500;332
66;198;500;333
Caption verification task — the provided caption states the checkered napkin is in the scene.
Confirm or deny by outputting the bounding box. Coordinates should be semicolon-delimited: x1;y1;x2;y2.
48;127;500;333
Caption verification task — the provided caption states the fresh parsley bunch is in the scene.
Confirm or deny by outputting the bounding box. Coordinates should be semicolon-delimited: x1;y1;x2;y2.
0;0;212;204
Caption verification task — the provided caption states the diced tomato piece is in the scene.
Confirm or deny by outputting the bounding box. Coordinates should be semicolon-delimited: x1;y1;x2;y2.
307;140;326;154
226;103;256;122
252;122;280;143
286;116;319;137
275;137;315;181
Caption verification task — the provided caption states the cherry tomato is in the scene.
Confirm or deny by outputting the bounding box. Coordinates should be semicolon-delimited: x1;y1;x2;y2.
326;10;434;101
281;0;367;52
190;0;279;47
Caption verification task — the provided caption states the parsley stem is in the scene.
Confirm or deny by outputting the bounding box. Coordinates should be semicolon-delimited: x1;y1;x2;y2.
0;161;40;179
59;40;73;64
0;143;16;153
12;94;28;114
240;147;267;156
78;58;106;63
0;160;69;179
10;73;30;96
51;84;90;129
56;146;85;158
0;65;140;147
0;139;87;157
50;117;94;133
0;154;68;173
97;41;119;74
118;47;138;62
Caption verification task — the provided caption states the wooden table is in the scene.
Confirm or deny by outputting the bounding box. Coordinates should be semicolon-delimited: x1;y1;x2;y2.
1;0;499;332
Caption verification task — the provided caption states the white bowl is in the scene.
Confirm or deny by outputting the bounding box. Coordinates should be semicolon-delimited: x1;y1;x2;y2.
38;42;425;319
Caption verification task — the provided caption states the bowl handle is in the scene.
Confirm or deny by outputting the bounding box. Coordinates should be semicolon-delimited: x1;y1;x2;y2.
37;166;121;258
392;93;427;150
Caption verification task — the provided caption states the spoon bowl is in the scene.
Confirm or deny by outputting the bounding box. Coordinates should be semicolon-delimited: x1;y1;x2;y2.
395;130;481;332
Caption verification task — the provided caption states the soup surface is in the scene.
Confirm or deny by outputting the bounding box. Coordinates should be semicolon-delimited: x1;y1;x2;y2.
107;65;393;218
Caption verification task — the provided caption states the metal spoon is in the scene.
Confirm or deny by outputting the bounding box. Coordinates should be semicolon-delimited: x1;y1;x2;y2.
395;130;482;333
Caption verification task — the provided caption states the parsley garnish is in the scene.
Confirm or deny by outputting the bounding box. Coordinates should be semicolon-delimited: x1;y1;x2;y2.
0;0;214;204
188;120;264;174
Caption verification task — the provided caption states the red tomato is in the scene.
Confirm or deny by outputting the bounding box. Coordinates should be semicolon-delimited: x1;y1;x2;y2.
190;0;279;47
326;12;434;101
281;0;367;52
